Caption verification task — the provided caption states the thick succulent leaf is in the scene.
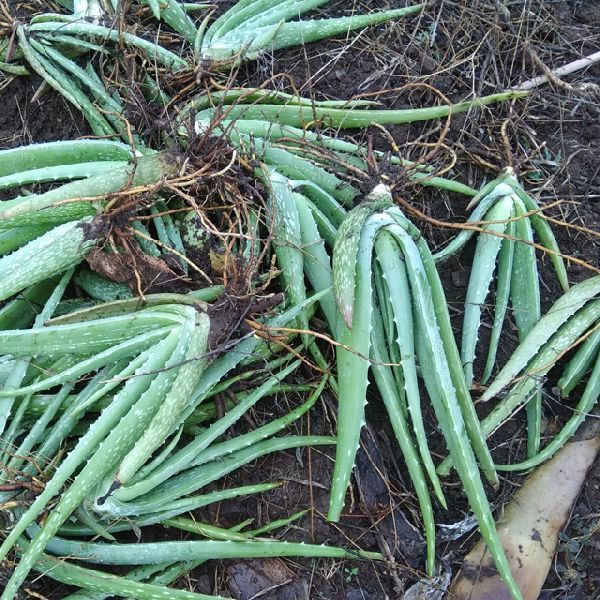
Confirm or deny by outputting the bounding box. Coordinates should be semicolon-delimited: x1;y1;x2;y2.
43;536;381;565
558;325;600;395
294;193;340;334
0;323;193;596
28;21;188;70
15;536;225;600
375;231;446;508
370;305;436;575
497;350;600;472
0;140;137;177
328;211;391;521
332;184;392;327
198;91;527;129
0;218;96;303
511;198;542;457
510;181;569;292
433;181;515;263
115;313;211;485
480;299;600;440
112;360;302;502
482;276;600;402
461;196;513;387
0;331;181;580
482;217;516;383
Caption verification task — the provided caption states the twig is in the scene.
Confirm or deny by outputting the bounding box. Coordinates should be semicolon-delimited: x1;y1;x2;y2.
512;49;600;92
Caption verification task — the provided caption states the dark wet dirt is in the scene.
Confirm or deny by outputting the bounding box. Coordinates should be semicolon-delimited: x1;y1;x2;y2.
1;0;599;599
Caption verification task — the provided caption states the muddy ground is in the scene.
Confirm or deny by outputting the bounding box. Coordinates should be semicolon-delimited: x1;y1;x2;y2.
0;1;599;599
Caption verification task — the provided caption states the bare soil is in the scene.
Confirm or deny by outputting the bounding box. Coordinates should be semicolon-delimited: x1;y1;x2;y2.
0;1;598;599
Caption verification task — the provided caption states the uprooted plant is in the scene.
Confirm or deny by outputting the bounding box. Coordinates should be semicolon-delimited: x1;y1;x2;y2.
0;1;596;600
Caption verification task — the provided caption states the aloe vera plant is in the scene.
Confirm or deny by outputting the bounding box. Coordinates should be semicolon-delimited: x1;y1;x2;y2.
0;289;353;596
433;169;568;458
198;1;424;67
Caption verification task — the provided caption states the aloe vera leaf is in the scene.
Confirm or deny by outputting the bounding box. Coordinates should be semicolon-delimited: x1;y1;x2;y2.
302;197;340;247
511;199;542;458
389;207;498;486
292;181;347;229
0;329;167;398
3;363;127;477
370;304;437;575
482;217;516;384
58;484;279;537
0;60;29;75
167;518;253;541
113;358;300;501
510;182;569;292
112;312;211;485
152;0;198;42
0;161;129;192
433;181;515;263
497;351;599;472
209;4;424;63
14;536;226;600
461;196;513;388
264;170;308;332
0;272;71;436
230;0;333;36
385;221;521;600
204;0;289;44
0;224;56;255
0;279;58;331
0;332;180;567
29;21;188;70
113;364;311;503
558;325;600;395
74;270;133;302
0;324;191;596
17;30;116;137
216;117;475;193
482;276;600;402
37;32;108;54
215;0;315;39
375;231;446;508
189;380;324;468
329;208;392;521
6;384;72;474
231;131;357;206
0;218;96;303
0;152;177;228
511;200;541;340
44;533;382;565
29;38;122;113
294;194;340;333
0;140;137;177
47;295;205;325
205;91;527;128
99;436;335;517
332;187;392;327
178;288;329;414
374;263;406;406
483;300;600;431
0;311;179;357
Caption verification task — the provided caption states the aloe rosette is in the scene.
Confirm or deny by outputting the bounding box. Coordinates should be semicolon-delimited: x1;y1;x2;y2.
433;169;568;458
0;289;366;598
198;1;424;67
